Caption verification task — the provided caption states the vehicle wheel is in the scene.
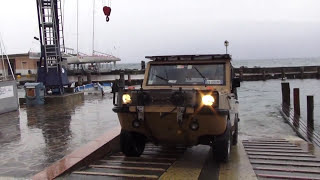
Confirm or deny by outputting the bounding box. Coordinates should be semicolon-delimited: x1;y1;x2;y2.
213;129;231;162
120;130;146;157
232;114;239;145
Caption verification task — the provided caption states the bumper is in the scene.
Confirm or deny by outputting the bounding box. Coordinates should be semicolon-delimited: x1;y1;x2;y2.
113;106;229;115
114;106;229;146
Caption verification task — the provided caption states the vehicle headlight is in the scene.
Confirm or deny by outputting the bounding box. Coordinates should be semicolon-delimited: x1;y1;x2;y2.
202;95;215;106
122;94;132;104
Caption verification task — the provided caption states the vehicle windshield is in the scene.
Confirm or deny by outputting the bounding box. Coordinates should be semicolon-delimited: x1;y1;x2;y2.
147;63;225;86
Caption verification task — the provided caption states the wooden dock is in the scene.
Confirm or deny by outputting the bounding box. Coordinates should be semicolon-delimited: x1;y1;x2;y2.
235;65;320;81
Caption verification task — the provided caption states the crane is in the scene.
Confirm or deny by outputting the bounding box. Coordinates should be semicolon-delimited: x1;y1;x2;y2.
36;0;69;94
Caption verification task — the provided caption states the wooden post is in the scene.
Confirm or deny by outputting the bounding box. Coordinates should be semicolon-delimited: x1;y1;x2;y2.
281;82;290;116
239;67;244;81
77;75;83;86
307;96;314;140
128;74;132;85
87;73;92;84
141;61;145;70
262;69;266;81
293;88;300;127
300;67;304;79
281;68;286;80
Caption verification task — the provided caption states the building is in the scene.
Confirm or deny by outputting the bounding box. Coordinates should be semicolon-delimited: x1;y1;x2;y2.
0;53;38;76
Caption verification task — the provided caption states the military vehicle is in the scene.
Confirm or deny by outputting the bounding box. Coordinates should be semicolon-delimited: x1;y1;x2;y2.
112;54;240;162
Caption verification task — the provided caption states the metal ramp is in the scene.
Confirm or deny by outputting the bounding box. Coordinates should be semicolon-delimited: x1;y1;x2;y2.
243;139;320;180
68;144;186;179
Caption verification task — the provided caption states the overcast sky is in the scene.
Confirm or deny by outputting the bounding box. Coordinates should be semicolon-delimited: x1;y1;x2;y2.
1;0;320;63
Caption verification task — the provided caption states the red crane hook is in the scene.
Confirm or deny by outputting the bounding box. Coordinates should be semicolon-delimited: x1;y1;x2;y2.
103;6;111;22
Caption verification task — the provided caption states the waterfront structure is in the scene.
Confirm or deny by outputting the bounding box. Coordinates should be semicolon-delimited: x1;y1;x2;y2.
0;53;38;76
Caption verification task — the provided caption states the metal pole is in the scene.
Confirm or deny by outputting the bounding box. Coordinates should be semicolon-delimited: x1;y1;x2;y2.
92;0;95;55
77;0;79;55
0;34;15;80
0;42;7;79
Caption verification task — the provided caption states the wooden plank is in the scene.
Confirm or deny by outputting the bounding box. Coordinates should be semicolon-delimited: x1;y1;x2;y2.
248;155;320;162
254;167;320;174
109;155;177;161
143;150;183;155
250;160;320;167
99;160;172;166
245;149;308;153
73;171;158;179
90;165;166;172
243;143;298;147
257;173;320;180
142;152;180;156
243;140;288;143
243;146;301;150
247;152;315;157
243;142;295;145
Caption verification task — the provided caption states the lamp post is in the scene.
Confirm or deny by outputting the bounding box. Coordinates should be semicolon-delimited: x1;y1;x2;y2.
224;40;229;54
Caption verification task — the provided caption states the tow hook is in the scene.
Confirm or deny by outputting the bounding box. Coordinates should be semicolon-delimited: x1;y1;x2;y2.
137;106;144;121
177;107;185;127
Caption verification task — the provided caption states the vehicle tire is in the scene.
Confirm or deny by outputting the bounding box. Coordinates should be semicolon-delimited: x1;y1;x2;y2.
232;114;239;145
120;130;146;157
213;128;231;162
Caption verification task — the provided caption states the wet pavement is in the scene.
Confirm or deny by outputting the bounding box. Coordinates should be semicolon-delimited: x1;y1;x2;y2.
0;93;119;178
0;79;319;178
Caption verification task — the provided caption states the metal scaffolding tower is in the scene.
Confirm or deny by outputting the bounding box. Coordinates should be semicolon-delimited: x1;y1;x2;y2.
36;0;69;94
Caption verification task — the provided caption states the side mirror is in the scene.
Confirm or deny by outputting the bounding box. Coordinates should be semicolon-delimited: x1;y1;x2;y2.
232;77;241;88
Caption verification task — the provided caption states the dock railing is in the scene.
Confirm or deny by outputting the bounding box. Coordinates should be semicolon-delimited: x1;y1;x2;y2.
280;82;320;147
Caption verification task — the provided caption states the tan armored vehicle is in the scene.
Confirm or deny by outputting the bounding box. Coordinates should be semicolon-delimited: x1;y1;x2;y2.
112;54;240;162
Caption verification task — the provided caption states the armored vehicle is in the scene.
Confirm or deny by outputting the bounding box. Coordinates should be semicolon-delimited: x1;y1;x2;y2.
112;54;240;162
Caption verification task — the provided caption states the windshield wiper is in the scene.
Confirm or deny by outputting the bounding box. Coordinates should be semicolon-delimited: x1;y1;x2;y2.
194;67;207;84
155;74;169;82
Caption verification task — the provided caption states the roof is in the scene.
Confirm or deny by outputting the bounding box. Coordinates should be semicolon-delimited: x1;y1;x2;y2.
145;54;231;61
4;53;29;58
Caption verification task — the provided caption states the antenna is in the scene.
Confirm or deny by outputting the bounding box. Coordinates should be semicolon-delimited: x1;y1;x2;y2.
77;0;79;55
92;0;95;55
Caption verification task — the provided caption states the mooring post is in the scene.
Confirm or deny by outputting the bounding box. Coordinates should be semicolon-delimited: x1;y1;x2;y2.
141;61;145;70
128;74;132;85
307;96;314;139
300;67;304;79
293;88;300;127
281;82;290;116
77;75;83;86
239;67;244;81
87;73;92;84
262;68;266;81
281;68;286;80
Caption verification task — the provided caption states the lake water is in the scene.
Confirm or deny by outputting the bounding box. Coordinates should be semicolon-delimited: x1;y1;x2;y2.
114;57;320;69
